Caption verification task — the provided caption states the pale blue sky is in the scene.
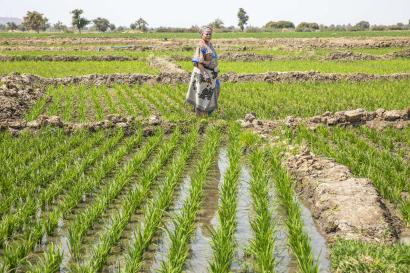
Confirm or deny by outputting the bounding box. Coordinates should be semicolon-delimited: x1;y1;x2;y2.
1;0;409;27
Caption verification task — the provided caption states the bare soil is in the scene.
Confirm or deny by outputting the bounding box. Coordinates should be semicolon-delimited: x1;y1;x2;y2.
286;147;401;243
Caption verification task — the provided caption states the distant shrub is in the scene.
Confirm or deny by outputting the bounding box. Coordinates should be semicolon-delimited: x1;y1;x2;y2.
296;22;319;32
264;20;295;29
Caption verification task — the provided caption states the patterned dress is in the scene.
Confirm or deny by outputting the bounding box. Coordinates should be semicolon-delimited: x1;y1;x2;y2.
185;40;220;113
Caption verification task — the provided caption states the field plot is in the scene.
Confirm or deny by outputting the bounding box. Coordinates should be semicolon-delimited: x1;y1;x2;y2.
25;80;410;122
1;32;410;273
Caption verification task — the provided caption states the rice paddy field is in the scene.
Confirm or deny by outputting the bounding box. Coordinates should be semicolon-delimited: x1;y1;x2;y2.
1;31;410;273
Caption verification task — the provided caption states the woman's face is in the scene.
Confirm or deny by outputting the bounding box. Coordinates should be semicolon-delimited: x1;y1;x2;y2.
202;30;212;42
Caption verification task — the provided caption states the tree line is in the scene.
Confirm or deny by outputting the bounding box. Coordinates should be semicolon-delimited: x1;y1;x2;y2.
1;8;409;33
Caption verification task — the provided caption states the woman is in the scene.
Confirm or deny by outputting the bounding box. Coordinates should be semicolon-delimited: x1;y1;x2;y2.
186;26;220;116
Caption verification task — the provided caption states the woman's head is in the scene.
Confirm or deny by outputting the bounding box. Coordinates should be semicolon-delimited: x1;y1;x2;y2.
200;26;213;42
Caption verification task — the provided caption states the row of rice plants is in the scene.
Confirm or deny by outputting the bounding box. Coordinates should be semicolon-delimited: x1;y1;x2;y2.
269;148;319;273
0;129;145;271
176;59;410;74
0;130;93;214
124;125;199;272
159;127;220;272
81;128;185;272
0;61;159;77
144;85;189;118
0;129;125;249
67;129;165;261
138;85;181;120
129;81;410;121
209;123;242;273
247;149;276;272
115;85;137;116
357;126;410;160
122;85;151;117
89;86;106;121
0;128;66;193
295;126;410;223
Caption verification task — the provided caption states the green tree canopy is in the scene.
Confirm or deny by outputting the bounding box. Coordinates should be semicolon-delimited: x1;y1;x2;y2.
135;18;149;32
264;20;295;29
93;17;110;32
296;22;319;32
71;9;90;33
209;18;224;29
237;8;249;31
22;11;48;33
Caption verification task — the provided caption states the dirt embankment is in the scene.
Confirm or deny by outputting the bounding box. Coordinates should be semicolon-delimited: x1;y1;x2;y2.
148;57;188;74
220;71;410;83
0;55;140;62
307;108;410;129
239;108;410;140
0;73;45;123
286;147;401;243
0;114;177;136
325;49;410;61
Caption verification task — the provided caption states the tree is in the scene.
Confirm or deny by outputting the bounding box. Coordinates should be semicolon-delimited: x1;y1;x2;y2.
53;21;67;32
109;23;116;31
354;20;370;30
296;22;319;32
71;9;90;33
130;23;136;30
209;18;224;29
93;17;110;32
237;8;249;31
6;22;18;31
264;20;295;29
135;18;148;31
22;11;48;33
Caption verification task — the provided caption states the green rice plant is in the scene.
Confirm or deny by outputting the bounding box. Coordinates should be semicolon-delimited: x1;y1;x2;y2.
247;149;276;273
78;128;182;272
25;94;49;121
0;129;125;248
159;127;220;273
45;85;65;116
209;123;242;273
77;85;88;122
138;85;174;118
0;61;159;77
114;85;135;115
0;130;90;214
176;59;410;74
269;148;319;273
331;240;410;273
68;129;165;261
0;128;65;191
0;129;145;271
27;243;62;273
101;86;118;114
123;85;151;117
123;125;199;273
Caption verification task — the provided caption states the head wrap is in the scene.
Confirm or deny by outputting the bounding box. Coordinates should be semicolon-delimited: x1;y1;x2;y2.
200;25;213;35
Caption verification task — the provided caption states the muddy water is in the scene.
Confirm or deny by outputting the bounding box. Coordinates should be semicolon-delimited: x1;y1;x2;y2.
149;175;193;272
185;148;229;273
299;202;331;273
231;164;253;272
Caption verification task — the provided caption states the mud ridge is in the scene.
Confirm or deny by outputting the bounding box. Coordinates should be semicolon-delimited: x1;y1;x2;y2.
220;71;410;83
0;114;177;136
286;146;401;243
239;108;410;139
0;55;140;62
0;73;45;123
148;57;188;74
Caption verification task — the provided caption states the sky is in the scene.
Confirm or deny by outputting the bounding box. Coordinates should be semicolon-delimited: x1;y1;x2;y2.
1;0;409;28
